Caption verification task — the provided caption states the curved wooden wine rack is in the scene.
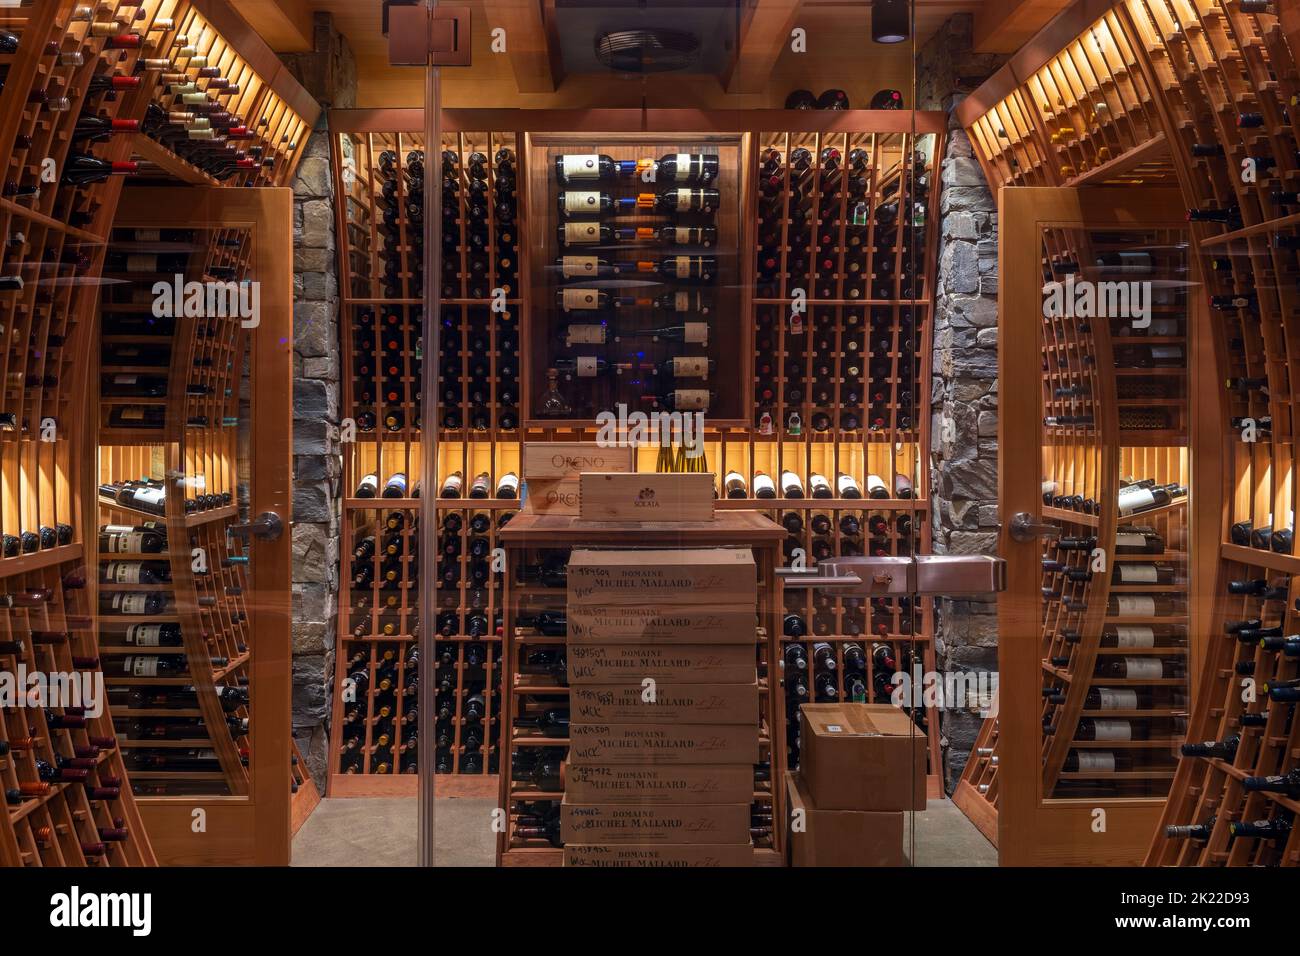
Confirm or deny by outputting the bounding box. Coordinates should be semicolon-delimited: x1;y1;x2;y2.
0;0;314;866
327;109;947;800
958;0;1300;866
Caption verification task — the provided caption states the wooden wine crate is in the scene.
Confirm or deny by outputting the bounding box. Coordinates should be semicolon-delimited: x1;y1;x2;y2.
578;472;715;521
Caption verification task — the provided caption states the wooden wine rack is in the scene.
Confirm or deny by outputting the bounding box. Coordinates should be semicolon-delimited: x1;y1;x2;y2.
959;0;1299;865
0;0;314;866
951;692;1000;847
326;109;948;803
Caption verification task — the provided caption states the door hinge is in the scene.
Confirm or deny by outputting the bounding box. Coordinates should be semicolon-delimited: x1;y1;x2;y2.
388;4;472;67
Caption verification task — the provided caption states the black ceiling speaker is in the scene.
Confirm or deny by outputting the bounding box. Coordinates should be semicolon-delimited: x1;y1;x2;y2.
595;29;701;73
872;0;910;44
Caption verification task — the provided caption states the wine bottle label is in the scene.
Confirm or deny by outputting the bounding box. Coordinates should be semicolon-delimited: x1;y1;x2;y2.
1118;564;1158;583
1092;719;1132;741
108;532;144;552
866;474;888;496
127;624;164;647
564;222;600;244
562;154;599;179
673;227;694;244
120;408;145;421
675;153;691;177
1121;656;1164;679
134;487;166;507
671;356;709;378
683;322;708;345
566;324;606;345
564;191;601;214
441;475;462;493
1117;487;1156;514
810;475;831;494
837;474;861;495
673;291;692;312
562;256;599;277
674;189;694;211
672;389;709;410
125;254;157;272
134;229;161;242
1075;751;1116;772
1115;595;1156;615
113;593;149;614
107;562;142;584
1097;688;1139;710
357;474;378;493
576;356;599;377
753;474;775;496
562;288;600;310
112;374;140;384
1150;346;1182;362
1115;626;1155;648
1115;533;1146;549
673;256;692;278
123;656;162;677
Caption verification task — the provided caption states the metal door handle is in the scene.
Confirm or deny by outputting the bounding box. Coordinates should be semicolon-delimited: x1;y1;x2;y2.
780;556;1005;596
1009;511;1060;543
229;511;283;541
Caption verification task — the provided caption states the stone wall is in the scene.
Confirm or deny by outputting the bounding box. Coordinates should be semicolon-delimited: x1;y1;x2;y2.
916;15;1006;791
281;14;356;788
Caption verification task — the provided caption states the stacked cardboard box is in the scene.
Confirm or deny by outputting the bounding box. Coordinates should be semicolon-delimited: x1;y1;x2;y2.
561;549;760;867
785;703;927;867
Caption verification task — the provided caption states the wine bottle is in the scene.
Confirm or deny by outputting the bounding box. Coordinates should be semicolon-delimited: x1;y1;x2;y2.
780;470;805;498
355;473;380;498
554;153;637;184
753;472;776;500
723;471;748;499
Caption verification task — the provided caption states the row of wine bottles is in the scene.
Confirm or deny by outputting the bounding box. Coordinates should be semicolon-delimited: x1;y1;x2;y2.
99;478;232;515
1042;478;1186;517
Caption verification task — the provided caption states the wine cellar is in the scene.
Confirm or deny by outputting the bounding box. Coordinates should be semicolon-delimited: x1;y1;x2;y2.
0;0;1296;891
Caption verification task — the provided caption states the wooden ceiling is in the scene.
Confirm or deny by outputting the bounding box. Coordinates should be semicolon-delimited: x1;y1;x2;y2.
232;0;1073;108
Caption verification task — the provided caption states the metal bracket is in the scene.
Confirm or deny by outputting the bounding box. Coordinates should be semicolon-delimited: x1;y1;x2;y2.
388;4;472;67
779;555;1006;597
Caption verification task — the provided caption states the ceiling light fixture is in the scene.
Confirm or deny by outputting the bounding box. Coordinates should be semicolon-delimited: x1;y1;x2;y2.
872;0;910;44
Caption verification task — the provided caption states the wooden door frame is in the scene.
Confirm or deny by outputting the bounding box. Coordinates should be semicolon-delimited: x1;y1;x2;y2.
997;186;1204;865
111;187;295;865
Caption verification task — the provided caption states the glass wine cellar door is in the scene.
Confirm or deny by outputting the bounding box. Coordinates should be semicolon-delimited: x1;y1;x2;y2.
103;188;295;865
998;186;1211;866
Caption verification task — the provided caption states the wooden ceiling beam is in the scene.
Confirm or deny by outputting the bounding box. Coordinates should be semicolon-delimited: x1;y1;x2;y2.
973;0;1072;54
724;0;805;95
482;0;563;95
228;0;315;53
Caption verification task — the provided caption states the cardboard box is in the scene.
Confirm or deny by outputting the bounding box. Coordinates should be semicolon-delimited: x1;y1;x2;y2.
568;644;756;684
570;682;758;724
579;472;715;521
567;548;756;606
524;477;582;515
785;772;906;867
569;723;760;765
564;843;754;867
567;603;756;645
798;704;927;812
522;441;636;480
560;799;751;845
564;763;755;805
